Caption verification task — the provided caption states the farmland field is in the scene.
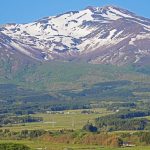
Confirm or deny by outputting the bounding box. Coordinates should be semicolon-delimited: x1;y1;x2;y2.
1;140;150;150
1;108;112;131
1;109;150;150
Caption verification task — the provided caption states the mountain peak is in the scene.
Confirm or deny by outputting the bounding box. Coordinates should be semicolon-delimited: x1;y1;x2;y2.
0;5;150;66
86;5;120;11
85;5;135;19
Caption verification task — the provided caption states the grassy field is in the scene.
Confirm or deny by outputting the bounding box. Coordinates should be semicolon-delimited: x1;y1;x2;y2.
1;109;150;150
2;109;112;131
0;140;150;150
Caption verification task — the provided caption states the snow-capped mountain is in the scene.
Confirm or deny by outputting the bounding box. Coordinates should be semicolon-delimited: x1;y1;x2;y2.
1;6;150;65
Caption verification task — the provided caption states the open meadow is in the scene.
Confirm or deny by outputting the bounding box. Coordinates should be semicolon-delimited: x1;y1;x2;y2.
1;140;150;150
1;108;150;149
1;108;111;131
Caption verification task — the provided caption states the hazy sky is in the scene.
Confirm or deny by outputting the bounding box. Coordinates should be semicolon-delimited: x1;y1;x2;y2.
0;0;150;24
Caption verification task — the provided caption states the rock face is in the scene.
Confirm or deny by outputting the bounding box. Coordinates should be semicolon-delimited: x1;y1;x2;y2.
0;6;150;66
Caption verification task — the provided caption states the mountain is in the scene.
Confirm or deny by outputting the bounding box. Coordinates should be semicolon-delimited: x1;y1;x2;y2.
0;5;150;66
1;6;150;113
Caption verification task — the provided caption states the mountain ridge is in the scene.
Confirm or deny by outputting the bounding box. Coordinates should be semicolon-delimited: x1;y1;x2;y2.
0;5;150;67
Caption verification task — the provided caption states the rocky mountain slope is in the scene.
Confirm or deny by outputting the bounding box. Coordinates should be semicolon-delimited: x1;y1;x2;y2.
0;6;150;66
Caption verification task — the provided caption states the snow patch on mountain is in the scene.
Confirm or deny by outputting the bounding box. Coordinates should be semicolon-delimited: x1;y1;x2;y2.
1;5;150;65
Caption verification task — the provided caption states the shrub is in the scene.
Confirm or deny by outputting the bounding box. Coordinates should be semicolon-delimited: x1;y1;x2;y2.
0;143;30;150
83;123;98;132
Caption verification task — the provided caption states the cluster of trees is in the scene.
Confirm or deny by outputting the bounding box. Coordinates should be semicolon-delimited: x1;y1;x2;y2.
96;118;148;131
94;110;150;131
83;123;98;132
106;102;136;111
140;132;150;144
116;110;150;119
0;115;43;126
20;129;46;138
0;129;47;139
0;129;123;147
48;103;91;111
1;128;150;147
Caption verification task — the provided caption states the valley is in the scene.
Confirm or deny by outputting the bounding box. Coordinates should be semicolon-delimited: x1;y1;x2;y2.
1;63;150;149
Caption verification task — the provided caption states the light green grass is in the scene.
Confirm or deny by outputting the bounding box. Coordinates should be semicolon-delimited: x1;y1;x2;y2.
0;140;150;150
1;109;150;150
2;109;112;131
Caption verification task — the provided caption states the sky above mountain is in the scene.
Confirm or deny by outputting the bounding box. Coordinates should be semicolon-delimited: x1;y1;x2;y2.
0;0;150;24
